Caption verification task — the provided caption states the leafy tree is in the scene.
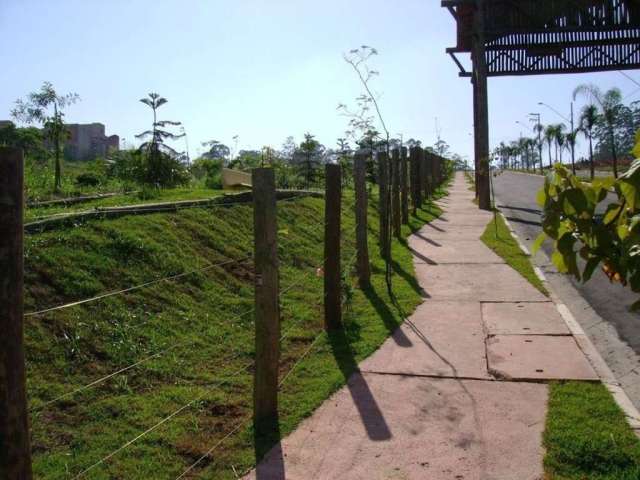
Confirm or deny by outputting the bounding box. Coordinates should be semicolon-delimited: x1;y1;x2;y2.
0;123;45;160
11;81;80;191
280;136;297;163
191;157;223;189
229;150;262;170
574;84;624;177
135;93;187;187
201;140;230;162
579;104;599;180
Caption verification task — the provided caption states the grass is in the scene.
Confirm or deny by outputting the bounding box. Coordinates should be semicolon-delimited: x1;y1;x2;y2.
25;182;446;479
480;213;549;296
544;382;640;480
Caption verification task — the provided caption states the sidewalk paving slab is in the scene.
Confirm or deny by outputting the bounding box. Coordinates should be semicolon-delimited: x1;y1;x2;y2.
244;374;547;480
415;263;548;302
360;301;490;379
482;302;570;336
487;335;598;380
409;237;504;265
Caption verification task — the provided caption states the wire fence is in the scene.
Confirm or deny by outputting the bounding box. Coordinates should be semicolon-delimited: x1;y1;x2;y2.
1;148;449;479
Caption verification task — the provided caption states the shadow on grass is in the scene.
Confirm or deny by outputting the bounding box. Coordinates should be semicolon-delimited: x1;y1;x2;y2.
362;285;412;347
391;259;430;298
327;326;392;441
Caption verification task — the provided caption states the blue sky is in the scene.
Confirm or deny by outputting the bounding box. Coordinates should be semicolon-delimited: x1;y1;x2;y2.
1;0;639;162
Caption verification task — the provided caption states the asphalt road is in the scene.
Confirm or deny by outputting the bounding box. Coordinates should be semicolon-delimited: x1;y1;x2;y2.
493;171;640;348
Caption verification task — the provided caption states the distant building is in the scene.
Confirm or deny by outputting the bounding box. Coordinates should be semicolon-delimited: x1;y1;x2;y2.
64;123;119;160
0;120;15;129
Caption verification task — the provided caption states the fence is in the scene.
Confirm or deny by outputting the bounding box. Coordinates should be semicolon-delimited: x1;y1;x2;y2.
0;144;448;479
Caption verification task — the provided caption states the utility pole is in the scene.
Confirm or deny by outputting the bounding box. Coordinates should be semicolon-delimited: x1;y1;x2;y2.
570;101;576;175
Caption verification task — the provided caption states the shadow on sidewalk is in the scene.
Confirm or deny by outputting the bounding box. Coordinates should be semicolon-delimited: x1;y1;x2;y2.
412;231;441;247
407;247;437;266
363;286;413;347
254;413;285;480
424;222;446;232
327;326;392;441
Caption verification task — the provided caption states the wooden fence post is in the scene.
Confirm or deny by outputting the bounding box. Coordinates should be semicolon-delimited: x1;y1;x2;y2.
409;147;420;215
324;164;342;330
401;147;409;225
0;147;33;480
252;168;280;426
431;154;439;194
377;151;390;259
391;149;401;238
418;147;427;205
353;153;371;288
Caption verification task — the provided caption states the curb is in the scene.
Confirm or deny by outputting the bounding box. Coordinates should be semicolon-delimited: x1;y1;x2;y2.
499;212;640;432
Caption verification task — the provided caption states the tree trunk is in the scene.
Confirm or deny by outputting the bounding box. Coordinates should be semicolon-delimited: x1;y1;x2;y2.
589;135;595;180
610;126;618;178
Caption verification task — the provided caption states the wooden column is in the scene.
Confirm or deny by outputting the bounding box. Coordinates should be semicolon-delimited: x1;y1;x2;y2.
418;147;427;205
252;168;280;425
391;149;401;238
377;151;390;259
353;153;370;288
424;151;433;199
324;164;342;329
0;147;33;480
400;147;409;224
409;147;420;215
473;0;491;211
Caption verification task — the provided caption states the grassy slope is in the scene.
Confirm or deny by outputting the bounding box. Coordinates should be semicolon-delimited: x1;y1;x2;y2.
472;176;640;479
26;186;444;479
480;213;549;296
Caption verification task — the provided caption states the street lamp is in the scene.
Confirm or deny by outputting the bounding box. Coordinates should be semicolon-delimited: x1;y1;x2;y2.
538;101;576;173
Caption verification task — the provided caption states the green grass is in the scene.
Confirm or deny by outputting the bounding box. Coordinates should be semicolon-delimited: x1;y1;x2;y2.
544;382;640;480
480;213;549;296
25;183;446;479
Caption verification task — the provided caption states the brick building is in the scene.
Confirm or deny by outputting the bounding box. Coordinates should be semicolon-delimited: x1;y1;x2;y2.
64;123;119;160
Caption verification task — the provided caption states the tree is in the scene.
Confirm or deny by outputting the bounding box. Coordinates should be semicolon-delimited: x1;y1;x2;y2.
295;133;324;188
565;130;578;175
280;136;297;163
201;140;230;162
544;125;555;168
574;84;624;177
135;93;187;187
0;123;45;160
11;81;80;191
554;124;567;165
579;104;599;180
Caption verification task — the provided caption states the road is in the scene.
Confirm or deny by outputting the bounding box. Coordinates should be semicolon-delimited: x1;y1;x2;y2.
492;170;640;407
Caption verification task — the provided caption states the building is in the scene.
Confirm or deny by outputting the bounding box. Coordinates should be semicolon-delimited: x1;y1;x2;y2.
64;123;119;160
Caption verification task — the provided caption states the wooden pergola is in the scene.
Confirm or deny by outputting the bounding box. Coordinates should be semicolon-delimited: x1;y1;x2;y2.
442;0;640;210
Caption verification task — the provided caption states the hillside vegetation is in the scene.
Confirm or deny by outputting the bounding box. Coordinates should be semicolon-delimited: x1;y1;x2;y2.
25;188;444;479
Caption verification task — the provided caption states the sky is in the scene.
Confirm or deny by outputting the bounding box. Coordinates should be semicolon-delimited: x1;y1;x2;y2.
1;0;639;162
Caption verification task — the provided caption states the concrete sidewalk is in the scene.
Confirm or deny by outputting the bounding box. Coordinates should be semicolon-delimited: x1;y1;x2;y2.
245;172;598;480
